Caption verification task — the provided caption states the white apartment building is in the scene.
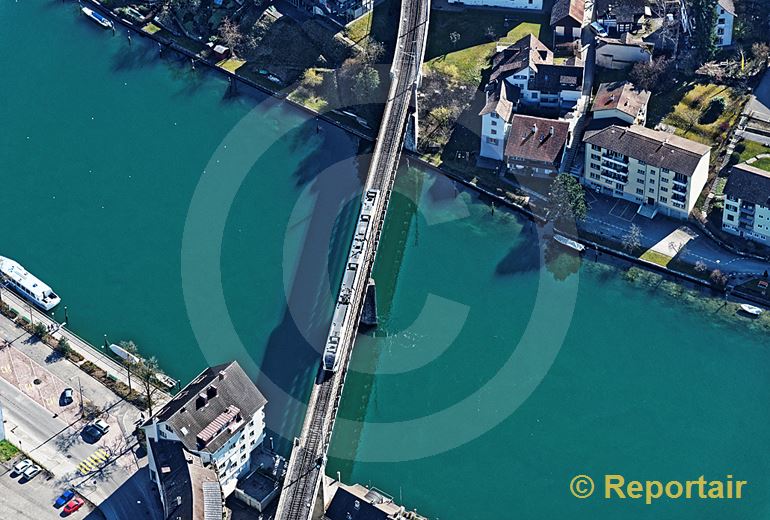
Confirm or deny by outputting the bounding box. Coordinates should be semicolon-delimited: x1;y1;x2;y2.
715;0;735;47
447;0;542;9
144;360;267;517
582;125;711;218
722;162;770;243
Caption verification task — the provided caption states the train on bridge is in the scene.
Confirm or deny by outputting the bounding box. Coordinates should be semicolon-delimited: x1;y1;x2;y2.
322;189;380;373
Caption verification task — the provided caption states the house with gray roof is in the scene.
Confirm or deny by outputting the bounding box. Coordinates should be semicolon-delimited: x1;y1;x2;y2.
722;162;770;243
582;125;711;218
144;360;268;513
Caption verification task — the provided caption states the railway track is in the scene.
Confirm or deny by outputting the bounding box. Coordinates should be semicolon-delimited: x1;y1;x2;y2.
274;1;430;518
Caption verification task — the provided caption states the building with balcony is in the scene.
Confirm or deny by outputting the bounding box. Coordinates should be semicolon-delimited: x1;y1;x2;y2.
722;162;770;243
479;34;584;160
144;361;268;519
504;115;572;175
591;81;650;126
582;125;710;218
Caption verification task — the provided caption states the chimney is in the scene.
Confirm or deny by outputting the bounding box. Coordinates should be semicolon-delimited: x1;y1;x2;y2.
206;385;218;399
531;123;537;134
218;370;226;381
549;126;554;135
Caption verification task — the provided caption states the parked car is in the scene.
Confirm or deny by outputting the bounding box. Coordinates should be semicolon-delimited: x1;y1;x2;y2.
84;418;110;440
11;458;33;476
54;489;76;508
61;387;74;405
63;497;85;515
92;418;110;434
21;464;42;481
589;21;609;37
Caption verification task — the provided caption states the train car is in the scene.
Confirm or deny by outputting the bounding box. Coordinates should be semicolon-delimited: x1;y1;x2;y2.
321;190;380;372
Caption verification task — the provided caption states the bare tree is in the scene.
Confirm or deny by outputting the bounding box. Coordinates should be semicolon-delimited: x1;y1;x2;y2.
710;268;728;288
119;340;139;394
218;17;244;54
622;224;643;253
135;356;163;417
449;31;461;48
695;260;708;272
362;38;385;65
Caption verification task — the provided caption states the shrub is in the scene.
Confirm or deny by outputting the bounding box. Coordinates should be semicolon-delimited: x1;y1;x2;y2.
32;321;47;338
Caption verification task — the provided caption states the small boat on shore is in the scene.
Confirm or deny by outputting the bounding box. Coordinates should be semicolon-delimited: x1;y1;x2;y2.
553;234;585;252
81;7;113;29
740;304;764;316
155;372;177;390
0;256;61;311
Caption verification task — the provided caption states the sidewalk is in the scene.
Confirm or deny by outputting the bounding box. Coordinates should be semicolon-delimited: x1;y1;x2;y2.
0;289;171;409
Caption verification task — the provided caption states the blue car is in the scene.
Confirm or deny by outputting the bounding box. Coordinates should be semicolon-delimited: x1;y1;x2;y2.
54;489;76;508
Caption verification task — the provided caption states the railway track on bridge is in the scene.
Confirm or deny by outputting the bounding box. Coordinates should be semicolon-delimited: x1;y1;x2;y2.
274;1;431;519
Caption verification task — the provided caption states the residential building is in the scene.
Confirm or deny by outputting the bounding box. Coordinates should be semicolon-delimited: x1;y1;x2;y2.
582;125;711;218
591;81;650;126
595;33;653;69
323;480;426;520
594;0;651;35
144;360;268;517
289;0;373;21
551;0;586;45
715;0;735;47
446;0;543;9
479;34;584;160
722;163;770;243
504;115;572;175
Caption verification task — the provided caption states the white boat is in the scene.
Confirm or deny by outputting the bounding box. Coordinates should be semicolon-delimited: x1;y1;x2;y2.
740;304;764;316
0;256;61;311
81;7;113;29
108;343;141;365
154;372;177;390
553;234;585;252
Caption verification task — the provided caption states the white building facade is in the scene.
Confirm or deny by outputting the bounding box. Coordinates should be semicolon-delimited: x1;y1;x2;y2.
722;163;770;243
144;361;268;502
582;125;711;218
715;0;735;47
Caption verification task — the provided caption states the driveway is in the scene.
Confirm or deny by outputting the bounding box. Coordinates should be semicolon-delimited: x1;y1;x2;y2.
580;192;770;275
746;68;770;120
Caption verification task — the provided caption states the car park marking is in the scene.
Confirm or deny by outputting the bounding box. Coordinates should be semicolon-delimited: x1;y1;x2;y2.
77;449;109;475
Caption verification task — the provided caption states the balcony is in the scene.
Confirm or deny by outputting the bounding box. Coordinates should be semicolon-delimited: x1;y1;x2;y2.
601;153;629;166
739;214;754;226
601;161;629;174
741;204;755;214
600;168;628;184
671;193;686;203
672;183;687;195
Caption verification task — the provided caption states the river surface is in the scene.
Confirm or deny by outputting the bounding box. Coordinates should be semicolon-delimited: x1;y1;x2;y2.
3;2;770;519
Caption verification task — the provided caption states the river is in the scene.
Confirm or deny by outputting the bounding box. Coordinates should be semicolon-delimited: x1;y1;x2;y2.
2;2;770;519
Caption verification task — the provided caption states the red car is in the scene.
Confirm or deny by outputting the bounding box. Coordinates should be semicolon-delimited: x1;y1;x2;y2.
63;497;84;515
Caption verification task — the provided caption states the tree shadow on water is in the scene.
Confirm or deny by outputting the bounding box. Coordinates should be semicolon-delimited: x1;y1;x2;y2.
495;225;542;276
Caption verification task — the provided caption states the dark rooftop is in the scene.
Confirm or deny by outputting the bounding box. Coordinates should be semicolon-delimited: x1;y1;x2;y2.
504;115;570;166
489;34;552;83
550;0;585;26
584;125;710;176
724;163;770;207
154;361;267;454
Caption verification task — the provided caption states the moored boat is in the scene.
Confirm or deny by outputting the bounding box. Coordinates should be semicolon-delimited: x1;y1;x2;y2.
108;343;141;365
740;303;764;316
81;7;113;29
553;234;585;252
0;256;61;311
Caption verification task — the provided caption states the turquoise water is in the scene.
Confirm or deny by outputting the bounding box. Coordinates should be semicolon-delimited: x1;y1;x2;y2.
3;2;770;519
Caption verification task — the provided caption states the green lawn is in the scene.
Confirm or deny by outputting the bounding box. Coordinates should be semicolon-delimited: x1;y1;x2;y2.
424;9;548;85
345;11;373;43
0;441;19;462
753;157;770;171
640;250;673;267
660;83;747;146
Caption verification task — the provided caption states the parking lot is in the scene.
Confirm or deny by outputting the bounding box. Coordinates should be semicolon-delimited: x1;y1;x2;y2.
0;456;103;519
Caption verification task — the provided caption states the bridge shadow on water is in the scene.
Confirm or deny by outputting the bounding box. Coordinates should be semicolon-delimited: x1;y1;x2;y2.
253;117;369;454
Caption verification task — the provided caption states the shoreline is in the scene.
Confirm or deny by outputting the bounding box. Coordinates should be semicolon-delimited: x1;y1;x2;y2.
79;1;767;308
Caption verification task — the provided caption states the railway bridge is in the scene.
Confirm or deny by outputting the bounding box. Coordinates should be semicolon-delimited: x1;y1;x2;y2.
273;1;431;518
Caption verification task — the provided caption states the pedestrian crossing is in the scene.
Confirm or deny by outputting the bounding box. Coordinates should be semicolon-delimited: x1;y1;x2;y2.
77;448;110;475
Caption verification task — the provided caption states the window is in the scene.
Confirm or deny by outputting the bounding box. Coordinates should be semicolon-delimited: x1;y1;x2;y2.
660;196;668;203
638;160;646;165
660;186;668;192
531;92;538;99
649;188;655;194
591;154;601;161
616;183;623;190
490;120;497;126
486;137;498;145
591;163;600;170
491;129;497;135
637;178;644;184
727;214;735;222
650;179;655;184
718;18;725;24
636;188;644;195
490;112;499;119
673;202;685;209
661;177;669;183
638;169;645;174
590;172;600;180
717;28;724;35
